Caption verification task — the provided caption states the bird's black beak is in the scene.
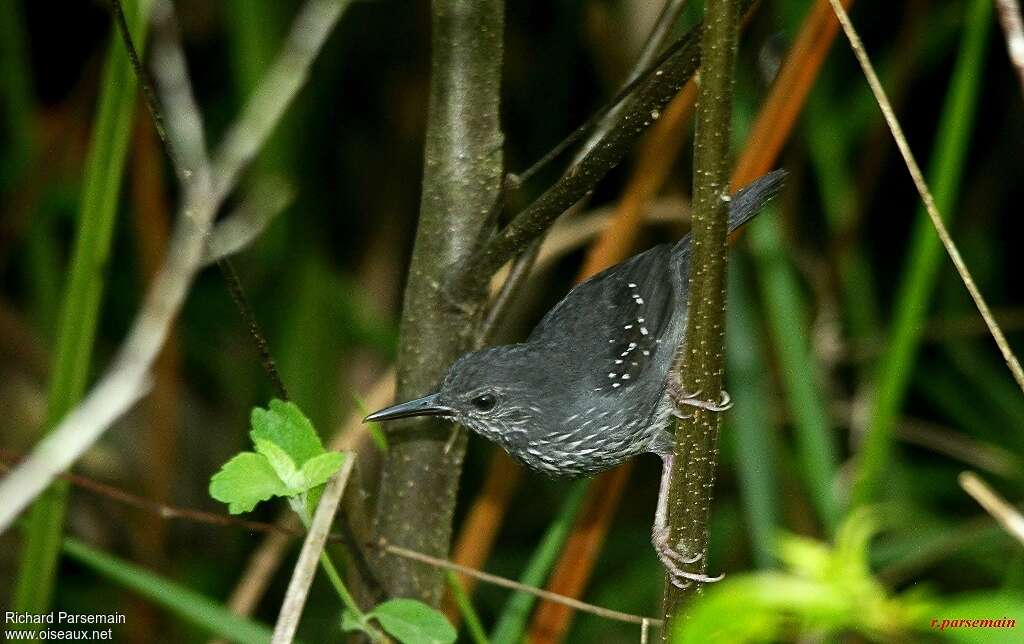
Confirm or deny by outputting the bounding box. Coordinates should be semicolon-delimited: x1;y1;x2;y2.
363;393;453;423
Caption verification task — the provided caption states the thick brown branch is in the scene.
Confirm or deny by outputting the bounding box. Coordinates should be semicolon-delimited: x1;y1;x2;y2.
370;0;505;604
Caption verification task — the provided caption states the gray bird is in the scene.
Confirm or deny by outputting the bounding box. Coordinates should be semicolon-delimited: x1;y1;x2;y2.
365;170;785;587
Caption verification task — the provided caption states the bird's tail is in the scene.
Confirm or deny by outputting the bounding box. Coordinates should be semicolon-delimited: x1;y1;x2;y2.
727;169;787;233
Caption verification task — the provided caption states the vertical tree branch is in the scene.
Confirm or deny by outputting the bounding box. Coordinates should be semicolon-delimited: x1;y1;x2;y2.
371;0;504;603
662;0;741;633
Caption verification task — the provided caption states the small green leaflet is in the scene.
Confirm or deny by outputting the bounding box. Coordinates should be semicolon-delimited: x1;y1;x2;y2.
209;453;291;514
300;452;346;488
209;399;345;514
251;399;328;466
339;609;365;635
365;599;456;644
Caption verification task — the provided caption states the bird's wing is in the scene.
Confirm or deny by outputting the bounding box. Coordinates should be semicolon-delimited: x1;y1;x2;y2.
528;171;787;392
528;243;686;393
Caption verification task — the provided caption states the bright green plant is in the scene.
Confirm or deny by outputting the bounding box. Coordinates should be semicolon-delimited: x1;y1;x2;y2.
210;399;344;517
342;598;457;644
210;399;456;644
673;509;1023;643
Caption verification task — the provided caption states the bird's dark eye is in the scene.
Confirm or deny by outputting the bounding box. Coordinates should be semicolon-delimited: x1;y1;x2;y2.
471;393;497;412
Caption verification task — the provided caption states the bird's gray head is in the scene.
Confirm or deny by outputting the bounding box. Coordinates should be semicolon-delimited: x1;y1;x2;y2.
363;344;548;449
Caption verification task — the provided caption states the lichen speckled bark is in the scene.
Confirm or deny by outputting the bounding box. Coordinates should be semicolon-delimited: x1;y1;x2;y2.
662;0;741;633
371;0;504;604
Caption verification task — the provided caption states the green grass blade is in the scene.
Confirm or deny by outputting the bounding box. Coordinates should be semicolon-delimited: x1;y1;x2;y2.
851;0;992;506
914;368;1013;452
13;0;153;618
62;538;276;644
278;256;343;430
726;260;782;567
805;92;881;343
945;344;1024;443
0;0;33;187
224;0;294;174
446;570;490;644
747;213;842;532
490;479;589;644
225;0;285;98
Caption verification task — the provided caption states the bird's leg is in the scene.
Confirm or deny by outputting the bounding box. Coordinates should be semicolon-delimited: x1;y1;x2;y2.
667;374;733;419
652;452;725;588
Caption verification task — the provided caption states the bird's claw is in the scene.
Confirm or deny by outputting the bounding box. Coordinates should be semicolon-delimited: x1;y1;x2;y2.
669;387;733;419
653;528;724;588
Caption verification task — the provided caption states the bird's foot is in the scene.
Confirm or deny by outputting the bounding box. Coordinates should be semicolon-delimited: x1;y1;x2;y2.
652;527;724;589
668;381;733;419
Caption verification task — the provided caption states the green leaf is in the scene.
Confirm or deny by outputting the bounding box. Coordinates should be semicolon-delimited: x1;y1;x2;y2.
445;571;489;644
253;437;301;489
675;510;934;643
340;609;368;635
369;599;456;644
300;452;346;488
250;399;325;467
491;478;588;643
209;452;291;514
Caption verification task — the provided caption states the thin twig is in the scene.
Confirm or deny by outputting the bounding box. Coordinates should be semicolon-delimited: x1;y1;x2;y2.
108;0;184;180
146;0;293;401
570;0;690;164
210;0;352;205
827;0;1024;395
994;0;1024;96
379;542;662;627
140;5;380;621
958;472;1024;547
478;239;542;346
0;454;303;538
895;419;1019;478
272;457;355;644
531;197;691;273
149;0;210;185
513;0;689;187
201;178;294;266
